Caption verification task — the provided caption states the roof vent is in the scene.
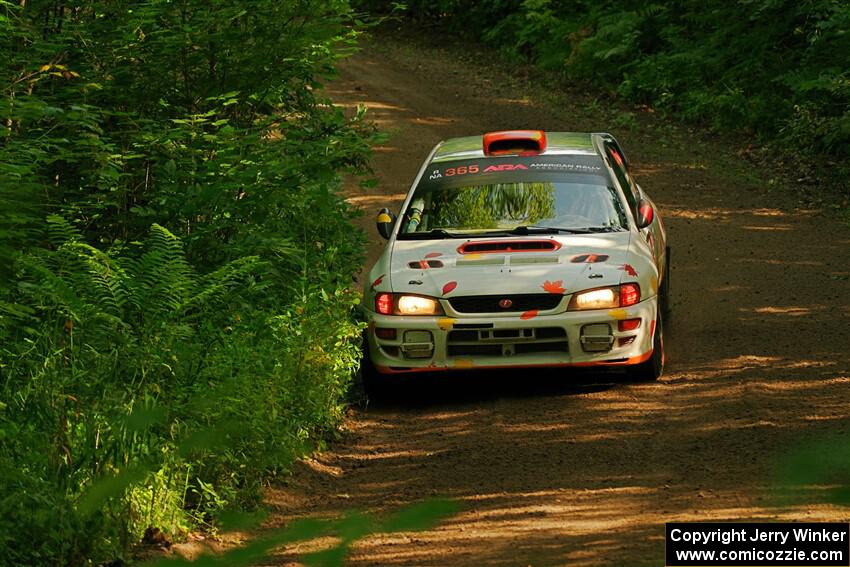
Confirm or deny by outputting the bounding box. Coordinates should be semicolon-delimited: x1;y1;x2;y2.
483;130;547;156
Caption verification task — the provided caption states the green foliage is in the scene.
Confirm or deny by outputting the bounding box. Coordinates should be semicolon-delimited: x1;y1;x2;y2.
777;434;850;507
0;1;373;565
429;182;556;229
2;219;365;564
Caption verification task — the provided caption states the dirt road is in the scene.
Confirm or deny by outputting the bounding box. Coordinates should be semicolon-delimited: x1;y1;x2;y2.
262;35;850;566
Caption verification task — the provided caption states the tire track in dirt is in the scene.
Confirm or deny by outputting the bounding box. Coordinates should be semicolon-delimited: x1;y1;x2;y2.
259;36;850;566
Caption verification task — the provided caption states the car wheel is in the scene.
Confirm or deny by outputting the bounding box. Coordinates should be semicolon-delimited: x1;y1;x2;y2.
627;308;664;382
359;340;392;401
359;347;385;398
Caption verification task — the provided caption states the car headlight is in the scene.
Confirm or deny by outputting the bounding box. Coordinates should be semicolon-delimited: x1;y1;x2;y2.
568;283;641;310
375;293;444;315
397;295;440;315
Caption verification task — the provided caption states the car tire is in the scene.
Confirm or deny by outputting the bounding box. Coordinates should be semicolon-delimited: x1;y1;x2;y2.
359;340;392;401
627;308;664;382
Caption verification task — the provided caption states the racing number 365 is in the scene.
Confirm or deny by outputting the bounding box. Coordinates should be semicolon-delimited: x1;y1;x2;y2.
444;165;479;177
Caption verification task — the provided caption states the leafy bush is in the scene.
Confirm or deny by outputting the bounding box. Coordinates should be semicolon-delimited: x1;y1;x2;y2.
0;1;372;564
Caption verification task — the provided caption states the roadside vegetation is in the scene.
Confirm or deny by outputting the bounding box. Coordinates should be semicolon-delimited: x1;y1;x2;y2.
0;1;375;565
362;0;849;198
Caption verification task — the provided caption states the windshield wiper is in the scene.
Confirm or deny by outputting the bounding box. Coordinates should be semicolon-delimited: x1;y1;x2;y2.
397;229;463;240
512;225;625;234
507;226;596;235
573;226;626;233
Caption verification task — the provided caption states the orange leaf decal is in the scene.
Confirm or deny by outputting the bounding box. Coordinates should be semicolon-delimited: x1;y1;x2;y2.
442;281;457;295
520;310;538;320
542;279;565;294
622;264;638;277
425;252;442;258
370;275;384;290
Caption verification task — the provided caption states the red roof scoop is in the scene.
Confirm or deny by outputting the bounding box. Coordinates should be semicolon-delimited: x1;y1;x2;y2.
483;130;547;156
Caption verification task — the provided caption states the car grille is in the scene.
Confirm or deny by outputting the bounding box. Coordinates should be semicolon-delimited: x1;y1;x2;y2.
448;293;562;313
447;327;568;357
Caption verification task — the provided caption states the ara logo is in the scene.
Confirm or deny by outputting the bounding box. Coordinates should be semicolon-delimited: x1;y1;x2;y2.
483;164;528;173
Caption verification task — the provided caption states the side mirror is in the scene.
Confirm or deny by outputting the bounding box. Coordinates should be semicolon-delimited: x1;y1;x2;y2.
636;199;654;229
376;208;396;240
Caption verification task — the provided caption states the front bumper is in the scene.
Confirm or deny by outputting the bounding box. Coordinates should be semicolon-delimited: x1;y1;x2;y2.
366;297;658;374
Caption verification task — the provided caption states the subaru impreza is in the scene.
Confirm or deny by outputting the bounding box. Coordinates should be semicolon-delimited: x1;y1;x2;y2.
362;130;669;384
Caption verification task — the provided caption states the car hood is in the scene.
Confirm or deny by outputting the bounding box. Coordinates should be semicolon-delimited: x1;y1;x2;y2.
387;233;635;298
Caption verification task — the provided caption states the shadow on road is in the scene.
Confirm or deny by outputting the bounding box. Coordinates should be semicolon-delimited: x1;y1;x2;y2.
358;366;621;409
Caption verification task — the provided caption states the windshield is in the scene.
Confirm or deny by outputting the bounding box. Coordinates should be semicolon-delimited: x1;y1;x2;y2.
398;175;629;238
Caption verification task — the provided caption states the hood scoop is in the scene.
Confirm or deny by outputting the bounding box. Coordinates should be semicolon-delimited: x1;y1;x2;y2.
458;239;560;254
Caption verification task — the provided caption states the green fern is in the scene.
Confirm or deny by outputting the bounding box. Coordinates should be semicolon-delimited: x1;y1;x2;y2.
123;224;195;318
15;220;260;341
185;256;264;316
60;243;131;317
17;254;88;324
45;215;81;248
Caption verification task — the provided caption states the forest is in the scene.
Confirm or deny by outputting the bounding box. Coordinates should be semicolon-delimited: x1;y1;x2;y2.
1;1;374;564
1;1;848;565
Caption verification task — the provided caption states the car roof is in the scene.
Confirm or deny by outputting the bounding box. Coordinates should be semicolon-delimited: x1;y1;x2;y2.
431;131;601;163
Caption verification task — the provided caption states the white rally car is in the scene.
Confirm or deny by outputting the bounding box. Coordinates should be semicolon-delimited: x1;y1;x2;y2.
362;130;669;383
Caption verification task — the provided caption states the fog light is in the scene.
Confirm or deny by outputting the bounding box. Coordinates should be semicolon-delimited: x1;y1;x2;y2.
401;330;434;359
580;323;614;353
